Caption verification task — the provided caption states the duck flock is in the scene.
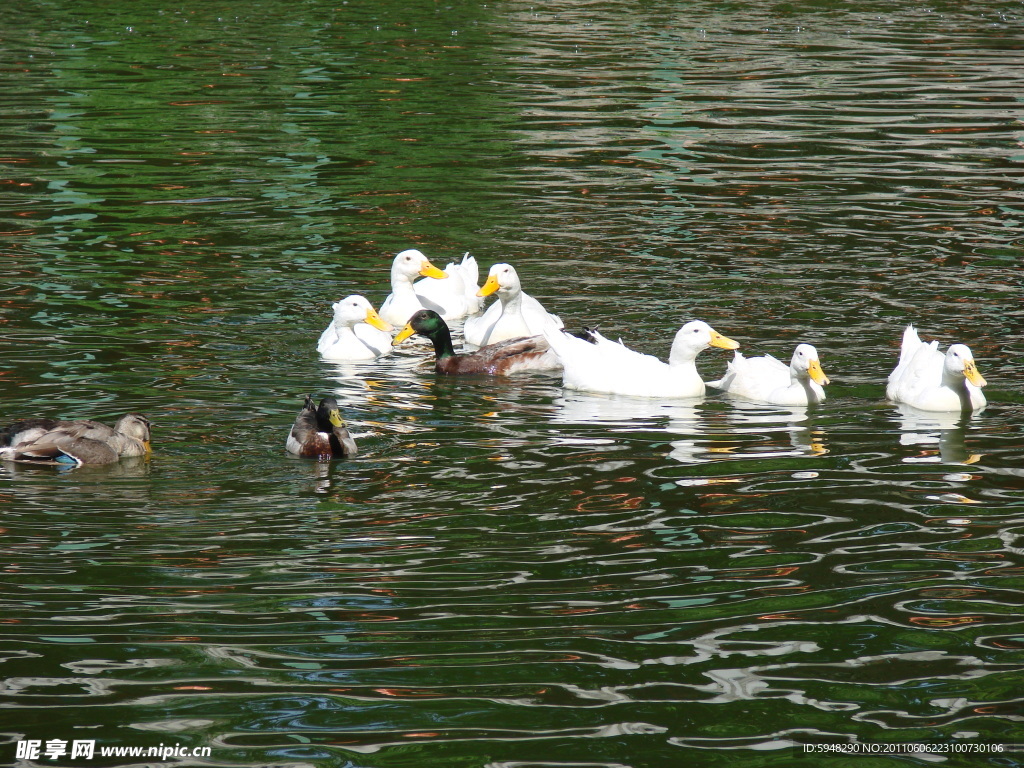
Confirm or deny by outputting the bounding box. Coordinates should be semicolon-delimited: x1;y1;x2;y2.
0;249;988;465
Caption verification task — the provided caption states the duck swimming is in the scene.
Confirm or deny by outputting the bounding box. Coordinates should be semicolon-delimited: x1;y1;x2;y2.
543;320;738;398
317;294;394;361
411;252;483;320
0;413;152;465
393;309;558;376
464;262;563;348
709;343;830;406
886;325;986;412
286;395;358;459
379;249;450;327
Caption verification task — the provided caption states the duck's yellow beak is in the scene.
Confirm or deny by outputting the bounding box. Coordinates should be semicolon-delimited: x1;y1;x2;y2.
142;441;152;455
328;409;345;428
419;260;447;279
392;322;416;345
709;331;739;350
808;358;830;386
964;359;986;388
364;308;393;333
477;274;500;297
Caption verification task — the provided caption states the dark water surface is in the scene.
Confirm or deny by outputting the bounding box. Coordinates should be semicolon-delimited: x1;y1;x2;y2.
2;1;1023;766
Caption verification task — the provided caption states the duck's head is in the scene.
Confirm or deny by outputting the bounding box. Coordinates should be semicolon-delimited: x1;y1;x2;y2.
316;397;346;429
945;344;986;387
791;343;830;385
332;295;393;332
670;320;739;363
392;249;447;282
115;413;152;453
477;263;520;298
392;309;447;346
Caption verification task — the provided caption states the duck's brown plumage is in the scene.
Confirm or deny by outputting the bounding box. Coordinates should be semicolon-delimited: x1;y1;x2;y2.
0;413;152;465
393;309;556;376
286;395;358;459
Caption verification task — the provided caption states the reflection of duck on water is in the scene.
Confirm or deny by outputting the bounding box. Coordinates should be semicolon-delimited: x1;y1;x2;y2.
723;400;828;457
663;399;827;464
895;404;979;465
553;392;700;426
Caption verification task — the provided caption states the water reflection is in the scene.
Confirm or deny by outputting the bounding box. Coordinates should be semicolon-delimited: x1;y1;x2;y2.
722;400;829;459
893;404;981;465
553;391;701;427
551;392;830;465
0;454;151;479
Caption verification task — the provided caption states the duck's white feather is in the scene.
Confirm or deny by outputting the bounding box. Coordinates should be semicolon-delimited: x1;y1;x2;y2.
709;343;829;406
543;320;737;399
886;325;986;412
412;253;482;320
379;249;450;326
465;263;563;348
317;295;393;361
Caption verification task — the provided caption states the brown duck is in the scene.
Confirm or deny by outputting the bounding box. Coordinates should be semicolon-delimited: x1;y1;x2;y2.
286;395;358;459
0;413;152;466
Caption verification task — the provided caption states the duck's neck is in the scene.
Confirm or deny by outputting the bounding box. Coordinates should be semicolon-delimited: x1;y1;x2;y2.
668;346;699;368
499;289;523;315
334;321;359;341
427;326;457;360
793;370;819;402
391;268;418;297
941;369;973;410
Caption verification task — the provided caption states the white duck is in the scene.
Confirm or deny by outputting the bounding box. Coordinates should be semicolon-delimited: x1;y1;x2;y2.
886;325;987;412
464;262;564;348
709;343;830;406
412;252;483;321
317;295;394;361
379;249;449;327
542;320;738;398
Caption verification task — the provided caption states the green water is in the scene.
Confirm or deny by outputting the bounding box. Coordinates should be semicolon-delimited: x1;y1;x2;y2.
2;1;1023;766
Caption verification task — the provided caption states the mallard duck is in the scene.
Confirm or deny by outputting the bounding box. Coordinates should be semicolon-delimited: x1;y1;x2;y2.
709;344;830;405
317;294;394;361
393;309;558;375
886;325;986;412
0;413;151;465
412;252;483;320
286;395;358;458
379;249;449;326
464;262;564;348
542;320;739;398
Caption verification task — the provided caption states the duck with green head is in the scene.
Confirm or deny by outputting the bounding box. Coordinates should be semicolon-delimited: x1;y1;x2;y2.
286;395;358;459
393;309;557;376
